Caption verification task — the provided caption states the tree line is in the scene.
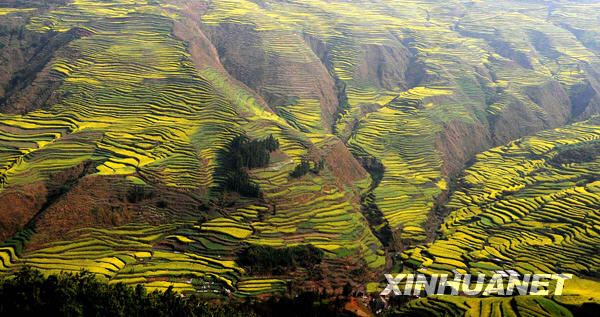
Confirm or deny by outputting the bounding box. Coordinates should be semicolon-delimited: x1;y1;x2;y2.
0;267;253;317
0;267;358;316
550;140;600;166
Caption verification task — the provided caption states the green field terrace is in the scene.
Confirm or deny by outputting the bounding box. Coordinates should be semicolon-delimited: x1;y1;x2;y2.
394;117;600;315
0;0;600;312
199;0;600;241
0;0;383;296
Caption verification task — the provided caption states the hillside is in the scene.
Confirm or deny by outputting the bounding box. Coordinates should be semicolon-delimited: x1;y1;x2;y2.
1;0;600;315
397;117;600;316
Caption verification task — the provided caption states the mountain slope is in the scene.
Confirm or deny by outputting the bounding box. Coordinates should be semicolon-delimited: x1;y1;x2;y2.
0;0;599;311
195;0;600;241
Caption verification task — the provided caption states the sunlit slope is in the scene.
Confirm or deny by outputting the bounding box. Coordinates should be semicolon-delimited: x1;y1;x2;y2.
404;116;600;279
0;0;383;294
199;0;600;240
1;2;240;189
2;0;600;300
0;223;248;294
392;117;600;316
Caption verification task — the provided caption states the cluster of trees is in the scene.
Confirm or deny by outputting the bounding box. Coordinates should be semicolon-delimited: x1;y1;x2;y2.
225;169;261;197
237;244;324;275
221;135;279;197
0;267;253;317
225;135;279;170
359;156;385;188
0;25;13;37
361;193;393;247
126;184;156;203
289;158;325;178
550;141;600;166
0;267;360;316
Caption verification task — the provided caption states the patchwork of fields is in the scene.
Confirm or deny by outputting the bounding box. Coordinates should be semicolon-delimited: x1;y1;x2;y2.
1;0;600;314
200;0;600;242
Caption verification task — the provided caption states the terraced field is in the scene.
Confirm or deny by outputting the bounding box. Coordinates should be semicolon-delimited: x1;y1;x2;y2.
0;0;381;296
393;276;600;316
198;0;600;241
1;223;248;294
247;134;383;268
396;117;600;314
1;1;241;193
398;295;575;317
403;117;600;277
1;0;600;314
